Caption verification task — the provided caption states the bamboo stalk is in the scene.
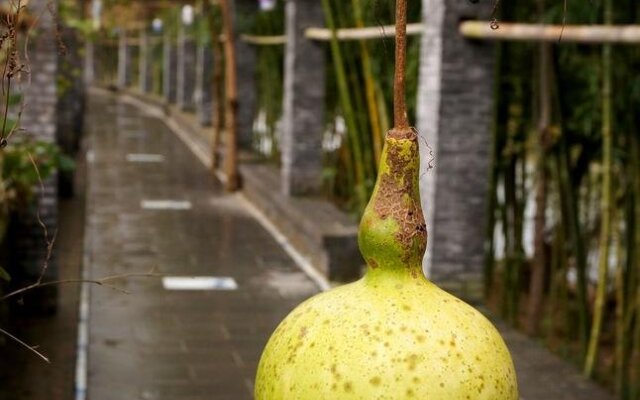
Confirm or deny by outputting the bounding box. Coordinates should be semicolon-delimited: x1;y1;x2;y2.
552;49;591;354
629;122;640;399
613;203;625;395
484;38;507;300
219;0;239;191
526;42;552;336
351;0;383;165
320;0;367;209
240;34;286;45
584;0;614;377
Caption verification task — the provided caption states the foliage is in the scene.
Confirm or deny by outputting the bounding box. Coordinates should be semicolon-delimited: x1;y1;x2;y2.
1;141;74;210
322;0;421;214
485;1;640;398
251;3;284;162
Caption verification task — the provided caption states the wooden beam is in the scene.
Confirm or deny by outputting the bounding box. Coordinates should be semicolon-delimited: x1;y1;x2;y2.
305;22;422;41
460;21;640;44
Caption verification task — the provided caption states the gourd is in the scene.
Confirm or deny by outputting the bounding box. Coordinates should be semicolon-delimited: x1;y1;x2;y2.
255;2;518;398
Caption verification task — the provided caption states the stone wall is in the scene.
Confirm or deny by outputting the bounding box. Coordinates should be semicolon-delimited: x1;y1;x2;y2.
417;0;495;302
195;44;213;126
11;0;60;311
280;0;325;196
163;34;178;103
177;24;196;111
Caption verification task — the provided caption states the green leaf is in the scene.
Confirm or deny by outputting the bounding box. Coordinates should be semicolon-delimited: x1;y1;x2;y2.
58;154;76;172
0;266;11;282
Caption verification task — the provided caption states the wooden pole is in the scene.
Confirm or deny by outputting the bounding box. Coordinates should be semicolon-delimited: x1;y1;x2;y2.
460;21;640;44
219;0;239;191
207;0;224;173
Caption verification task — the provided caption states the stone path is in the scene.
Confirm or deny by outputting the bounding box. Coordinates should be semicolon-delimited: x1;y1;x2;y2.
83;90;614;400
84;93;316;400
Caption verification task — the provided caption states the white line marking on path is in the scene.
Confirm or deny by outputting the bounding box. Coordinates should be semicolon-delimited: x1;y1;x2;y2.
238;196;331;292
162;276;239;291
141;200;192;210
126;153;165;163
101;88;331;292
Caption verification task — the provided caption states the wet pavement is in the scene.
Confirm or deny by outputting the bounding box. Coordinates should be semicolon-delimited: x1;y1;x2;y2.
79;89;614;400
83;93;316;400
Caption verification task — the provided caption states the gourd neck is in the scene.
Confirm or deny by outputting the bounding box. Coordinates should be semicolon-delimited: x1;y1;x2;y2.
358;128;427;280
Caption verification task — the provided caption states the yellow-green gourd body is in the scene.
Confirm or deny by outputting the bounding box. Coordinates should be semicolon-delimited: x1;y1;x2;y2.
255;132;518;399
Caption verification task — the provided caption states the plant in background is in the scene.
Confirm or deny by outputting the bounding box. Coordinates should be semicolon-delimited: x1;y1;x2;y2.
484;1;640;397
0;0;74;283
1;140;74;211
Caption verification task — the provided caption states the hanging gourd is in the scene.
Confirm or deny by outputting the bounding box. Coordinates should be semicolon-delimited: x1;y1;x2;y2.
255;1;518;398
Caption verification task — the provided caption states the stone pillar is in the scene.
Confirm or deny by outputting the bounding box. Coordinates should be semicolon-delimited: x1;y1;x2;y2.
84;39;95;85
163;33;178;103
177;22;197;111
139;29;153;93
281;0;325;196
233;0;258;147
57;26;86;197
417;0;495;303
117;29;132;87
12;0;59;312
195;43;213;126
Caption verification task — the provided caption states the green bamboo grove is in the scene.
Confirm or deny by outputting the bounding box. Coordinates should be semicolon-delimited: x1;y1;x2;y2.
484;1;640;398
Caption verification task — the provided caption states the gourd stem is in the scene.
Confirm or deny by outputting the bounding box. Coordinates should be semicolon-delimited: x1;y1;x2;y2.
393;0;409;130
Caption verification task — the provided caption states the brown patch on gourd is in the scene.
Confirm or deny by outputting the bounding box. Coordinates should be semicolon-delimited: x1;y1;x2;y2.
372;133;427;263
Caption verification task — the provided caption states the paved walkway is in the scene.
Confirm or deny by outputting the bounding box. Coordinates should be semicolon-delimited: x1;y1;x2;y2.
84;93;317;400
83;91;614;400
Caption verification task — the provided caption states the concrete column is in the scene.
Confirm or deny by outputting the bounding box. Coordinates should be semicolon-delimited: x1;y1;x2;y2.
117;29;132;87
281;0;325;196
84;39;95;85
13;0;59;311
163;33;178;103
417;0;495;303
195;43;213;126
139;30;153;93
57;26;85;197
233;0;258;147
177;23;197;111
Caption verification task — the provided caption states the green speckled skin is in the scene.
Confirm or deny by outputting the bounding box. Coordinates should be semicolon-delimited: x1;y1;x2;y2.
255;134;519;399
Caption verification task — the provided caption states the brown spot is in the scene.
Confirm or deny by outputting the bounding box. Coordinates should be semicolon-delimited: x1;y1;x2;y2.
370;377;381;386
372;138;427;263
406;354;419;371
368;258;379;269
